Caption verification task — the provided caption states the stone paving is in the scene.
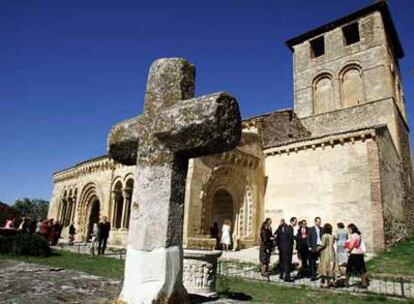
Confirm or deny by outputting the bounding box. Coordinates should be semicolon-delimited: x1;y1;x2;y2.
0;259;120;304
0;259;244;304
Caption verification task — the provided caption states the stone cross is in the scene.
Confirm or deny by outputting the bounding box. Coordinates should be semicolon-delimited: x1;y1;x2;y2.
107;58;241;303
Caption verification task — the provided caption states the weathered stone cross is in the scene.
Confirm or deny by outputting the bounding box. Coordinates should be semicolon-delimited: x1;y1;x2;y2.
107;58;241;303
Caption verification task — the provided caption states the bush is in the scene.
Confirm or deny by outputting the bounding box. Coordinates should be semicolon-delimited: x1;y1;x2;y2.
0;233;51;257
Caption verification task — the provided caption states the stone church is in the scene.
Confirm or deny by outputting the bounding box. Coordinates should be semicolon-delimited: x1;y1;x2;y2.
48;2;413;253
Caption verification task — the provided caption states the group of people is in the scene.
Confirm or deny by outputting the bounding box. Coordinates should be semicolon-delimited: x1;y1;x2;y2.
3;217;63;246
260;217;369;289
88;216;111;255
3;216;111;256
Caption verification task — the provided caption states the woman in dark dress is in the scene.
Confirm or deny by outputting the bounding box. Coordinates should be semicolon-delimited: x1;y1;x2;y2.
259;218;273;276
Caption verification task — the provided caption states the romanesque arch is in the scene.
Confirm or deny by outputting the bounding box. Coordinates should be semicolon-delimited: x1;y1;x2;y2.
340;64;364;108
200;165;254;243
313;73;334;114
57;187;78;227
79;182;102;240
112;180;124;229
110;174;134;231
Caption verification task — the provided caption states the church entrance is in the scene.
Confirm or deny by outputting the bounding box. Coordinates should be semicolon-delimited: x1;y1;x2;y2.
87;198;100;240
211;189;234;243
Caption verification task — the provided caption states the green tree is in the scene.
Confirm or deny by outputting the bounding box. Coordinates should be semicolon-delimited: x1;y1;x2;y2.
12;198;49;221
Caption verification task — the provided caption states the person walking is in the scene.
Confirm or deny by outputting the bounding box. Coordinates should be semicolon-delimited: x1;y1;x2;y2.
296;219;309;278
335;222;348;266
90;223;99;255
345;223;368;288
52;220;62;246
308;216;323;281
275;217;296;282
97;216;111;255
317;223;340;288
259;218;273;276
68;223;76;246
220;219;232;252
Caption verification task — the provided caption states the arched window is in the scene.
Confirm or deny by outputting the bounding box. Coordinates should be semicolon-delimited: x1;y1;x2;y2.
341;65;363;108
314;74;334;114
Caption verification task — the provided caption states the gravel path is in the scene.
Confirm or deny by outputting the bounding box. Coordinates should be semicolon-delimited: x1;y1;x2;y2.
0;259;244;303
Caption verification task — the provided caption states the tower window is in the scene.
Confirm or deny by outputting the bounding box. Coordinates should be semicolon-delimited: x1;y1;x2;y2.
343;22;360;45
310;36;325;58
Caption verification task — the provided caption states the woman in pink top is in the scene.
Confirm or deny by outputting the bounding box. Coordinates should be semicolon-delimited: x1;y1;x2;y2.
345;223;368;288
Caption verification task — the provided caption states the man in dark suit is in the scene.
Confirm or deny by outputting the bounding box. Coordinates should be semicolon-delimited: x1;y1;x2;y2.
97;216;111;255
307;216;322;280
275;217;297;282
296;219;309;278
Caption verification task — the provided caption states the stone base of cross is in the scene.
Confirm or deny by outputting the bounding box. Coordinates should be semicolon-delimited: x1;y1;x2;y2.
108;58;241;303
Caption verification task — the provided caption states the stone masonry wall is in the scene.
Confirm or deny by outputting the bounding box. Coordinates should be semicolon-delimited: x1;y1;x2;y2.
376;128;407;246
293;11;398;118
49;158;135;246
264;139;378;252
301;98;402;154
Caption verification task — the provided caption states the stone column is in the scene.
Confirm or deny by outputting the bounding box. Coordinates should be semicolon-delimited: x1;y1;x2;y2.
232;211;239;251
60;200;67;224
71;196;77;224
121;188;132;229
111;190;121;228
65;199;72;226
57;200;63;223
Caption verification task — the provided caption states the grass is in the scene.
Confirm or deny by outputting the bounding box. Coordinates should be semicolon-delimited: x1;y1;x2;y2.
0;250;125;280
2;250;414;304
217;276;414;304
367;238;414;278
1;238;413;303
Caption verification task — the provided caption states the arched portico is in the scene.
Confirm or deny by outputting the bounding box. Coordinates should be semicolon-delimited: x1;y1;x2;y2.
211;188;234;230
87;197;100;240
79;182;102;240
198;165;256;248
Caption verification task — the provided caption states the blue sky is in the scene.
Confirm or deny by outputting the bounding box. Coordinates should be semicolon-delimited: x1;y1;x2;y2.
0;0;413;204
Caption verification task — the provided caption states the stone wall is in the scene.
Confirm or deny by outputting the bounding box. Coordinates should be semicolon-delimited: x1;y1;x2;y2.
183;130;265;249
394;108;414;235
264;135;378;251
301;98;403;154
292;11;404;119
376;128;407;246
49;156;135;246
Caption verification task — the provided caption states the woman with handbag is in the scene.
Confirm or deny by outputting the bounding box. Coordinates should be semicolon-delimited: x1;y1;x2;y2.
345;223;368;288
317;223;340;288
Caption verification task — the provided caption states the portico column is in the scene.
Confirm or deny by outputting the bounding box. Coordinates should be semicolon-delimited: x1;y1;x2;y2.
111;190;121;227
65;198;72;226
71;196;77;224
121;188;131;229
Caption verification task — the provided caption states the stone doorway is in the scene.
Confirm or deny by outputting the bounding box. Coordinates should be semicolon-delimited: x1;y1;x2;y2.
211;189;234;231
87;198;100;240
